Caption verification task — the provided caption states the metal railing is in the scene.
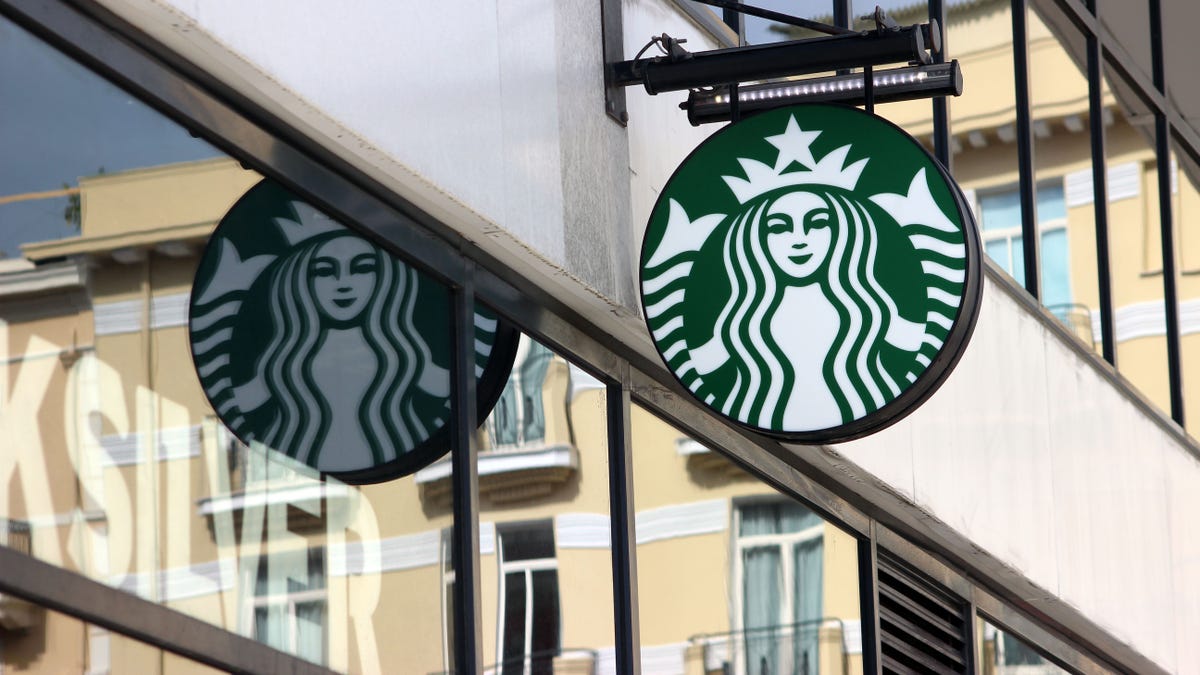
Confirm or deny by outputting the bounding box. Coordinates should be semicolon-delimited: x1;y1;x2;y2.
690;617;852;675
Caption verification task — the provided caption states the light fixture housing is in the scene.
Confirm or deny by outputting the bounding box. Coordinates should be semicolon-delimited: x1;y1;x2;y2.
681;61;963;126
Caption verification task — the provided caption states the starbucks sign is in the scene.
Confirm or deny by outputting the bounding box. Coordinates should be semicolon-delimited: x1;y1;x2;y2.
190;179;518;483
640;104;981;442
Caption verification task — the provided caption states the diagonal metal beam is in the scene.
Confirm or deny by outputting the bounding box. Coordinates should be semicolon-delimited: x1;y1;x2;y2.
0;545;334;675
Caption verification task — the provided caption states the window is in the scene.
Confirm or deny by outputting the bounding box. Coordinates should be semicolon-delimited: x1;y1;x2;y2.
735;501;824;675
496;522;560;675
979;183;1074;322
488;338;555;448
979;619;1069;675
250;548;326;665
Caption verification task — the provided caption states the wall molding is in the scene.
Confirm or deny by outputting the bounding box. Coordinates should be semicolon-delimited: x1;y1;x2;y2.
100;425;202;466
94;299;143;336
1089;297;1200;343
95;291;191;336
1064;161;1141;207
151;292;190;330
555;513;610;549
635;499;728;545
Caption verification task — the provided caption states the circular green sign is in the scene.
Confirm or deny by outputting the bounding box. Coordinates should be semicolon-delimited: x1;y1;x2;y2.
640;104;982;443
190;179;518;483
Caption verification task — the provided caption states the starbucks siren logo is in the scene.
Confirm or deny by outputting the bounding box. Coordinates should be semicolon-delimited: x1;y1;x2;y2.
190;180;517;483
641;104;981;442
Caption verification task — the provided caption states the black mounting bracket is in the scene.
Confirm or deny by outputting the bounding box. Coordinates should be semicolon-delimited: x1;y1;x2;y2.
603;2;942;125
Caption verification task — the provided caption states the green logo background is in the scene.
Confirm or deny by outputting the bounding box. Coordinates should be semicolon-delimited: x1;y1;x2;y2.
641;104;981;441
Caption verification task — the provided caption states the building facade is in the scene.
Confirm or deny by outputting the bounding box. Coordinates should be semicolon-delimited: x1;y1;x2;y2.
0;0;1198;674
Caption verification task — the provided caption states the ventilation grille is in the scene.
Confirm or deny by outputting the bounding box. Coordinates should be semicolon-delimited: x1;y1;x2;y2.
877;549;970;674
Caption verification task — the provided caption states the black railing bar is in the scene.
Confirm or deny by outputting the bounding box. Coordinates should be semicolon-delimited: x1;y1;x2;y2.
1150;0;1185;426
688;616;847;642
1012;0;1040;300
930;0;951;170
1086;0;1116;366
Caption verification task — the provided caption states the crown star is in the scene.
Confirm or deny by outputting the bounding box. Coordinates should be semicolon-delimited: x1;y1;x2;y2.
722;115;870;204
765;116;821;172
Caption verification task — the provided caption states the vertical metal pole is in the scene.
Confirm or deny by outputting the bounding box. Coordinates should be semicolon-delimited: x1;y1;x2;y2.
1150;0;1185;425
1086;0;1116;366
930;0;952;170
1011;0;1040;300
450;265;482;673
963;595;979;675
864;65;875;115
834;0;853;76
723;2;745;45
857;523;882;675
607;377;641;675
833;0;852;30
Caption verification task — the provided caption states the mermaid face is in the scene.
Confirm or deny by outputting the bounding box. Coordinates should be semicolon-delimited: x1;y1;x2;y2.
764;191;833;282
310;236;378;323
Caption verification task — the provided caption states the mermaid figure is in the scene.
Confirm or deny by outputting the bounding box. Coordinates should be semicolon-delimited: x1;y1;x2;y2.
642;114;968;433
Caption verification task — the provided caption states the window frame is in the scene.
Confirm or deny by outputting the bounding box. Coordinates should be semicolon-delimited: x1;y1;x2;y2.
495;522;560;675
246;547;328;666
976;178;1072;312
730;500;826;675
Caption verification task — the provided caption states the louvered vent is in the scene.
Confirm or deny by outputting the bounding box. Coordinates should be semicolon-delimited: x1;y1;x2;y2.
877;549;971;674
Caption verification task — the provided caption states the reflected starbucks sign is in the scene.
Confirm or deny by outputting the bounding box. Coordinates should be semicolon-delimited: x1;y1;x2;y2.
190;179;517;483
640;104;982;442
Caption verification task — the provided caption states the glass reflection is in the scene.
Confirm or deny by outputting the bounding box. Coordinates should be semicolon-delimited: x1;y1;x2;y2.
471;335;615;675
632;404;862;675
0;17;220;257
0;600;226;674
977;617;1069;674
1;12;465;673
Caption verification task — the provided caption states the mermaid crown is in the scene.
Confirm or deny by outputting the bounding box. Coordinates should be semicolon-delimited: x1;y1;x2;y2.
722;115;868;204
274;201;343;246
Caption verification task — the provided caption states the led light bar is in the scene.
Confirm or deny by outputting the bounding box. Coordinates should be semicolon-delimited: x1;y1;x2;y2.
681;61;963;126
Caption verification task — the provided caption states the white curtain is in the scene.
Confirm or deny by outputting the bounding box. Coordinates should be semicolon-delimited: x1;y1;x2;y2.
740;502;825;675
743;546;782;675
793;538;823;674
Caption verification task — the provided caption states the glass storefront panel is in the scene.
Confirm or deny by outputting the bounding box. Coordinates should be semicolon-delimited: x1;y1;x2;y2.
631;404;863;675
0;600;228;674
0;16;221;256
474;336;617;675
0;13;500;673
